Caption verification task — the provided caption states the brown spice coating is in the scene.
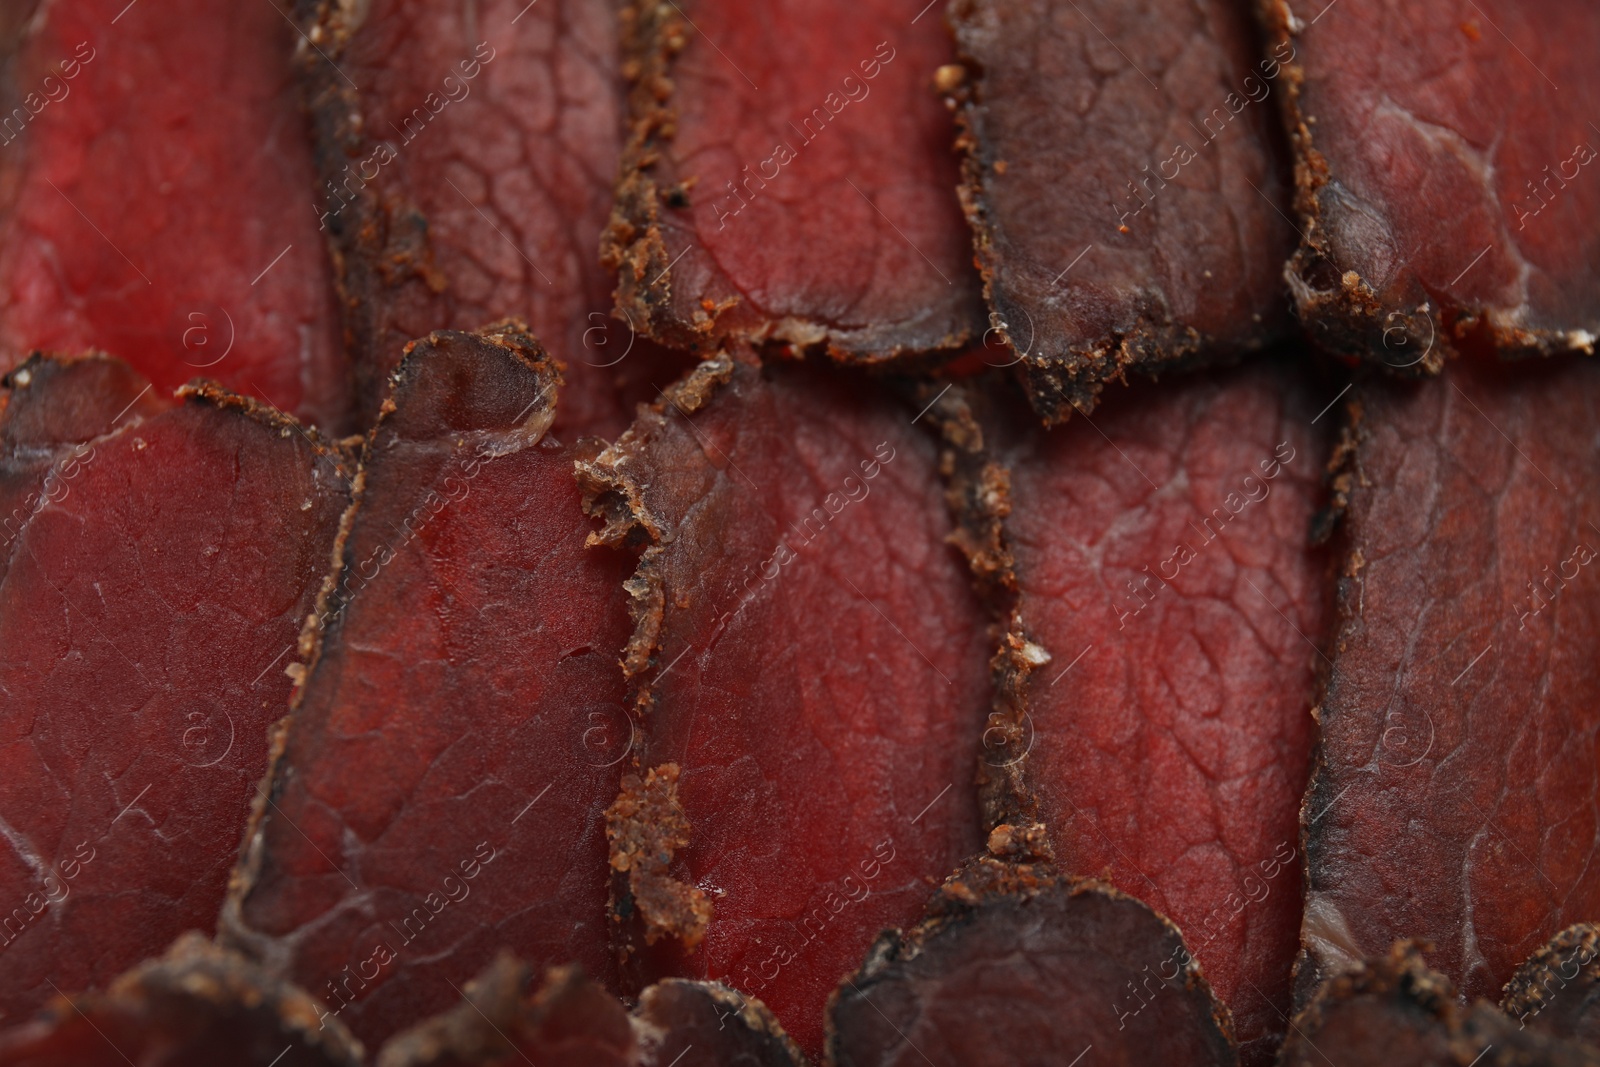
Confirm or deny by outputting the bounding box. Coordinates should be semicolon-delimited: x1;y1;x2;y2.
606;764;713;951
1502;925;1600;1047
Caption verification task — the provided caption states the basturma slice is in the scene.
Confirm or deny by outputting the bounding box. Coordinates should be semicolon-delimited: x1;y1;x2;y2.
604;0;984;360
1280;943;1600;1067
945;0;1295;424
375;956;803;1067
223;323;633;1050
293;0;687;436
929;358;1331;1065
1301;356;1600;1009
0;934;361;1067
1502;925;1600;1045
579;354;988;1056
0;354;166;585
0;377;351;1024
1258;0;1600;367
827;860;1236;1067
0;0;347;429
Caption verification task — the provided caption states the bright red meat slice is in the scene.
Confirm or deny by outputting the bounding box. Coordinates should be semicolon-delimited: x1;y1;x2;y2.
604;0;985;359
0;934;361;1067
376;956;804;1067
827;860;1237;1066
1;354;166;585
293;0;689;435
1280;943;1600;1067
0;0;348;429
945;0;1295;423
578;354;989;1056
930;358;1332;1065
0;374;351;1023
223;323;633;1049
1502;925;1600;1045
1259;0;1600;366
1301;356;1600;1011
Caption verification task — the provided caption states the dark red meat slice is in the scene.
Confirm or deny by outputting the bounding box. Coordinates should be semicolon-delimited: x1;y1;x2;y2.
945;0;1294;423
1301;356;1600;1007
1259;0;1600;366
1281;943;1600;1067
294;0;689;435
1503;925;1600;1045
0;934;361;1067
223;323;633;1049
376;956;804;1067
0;377;351;1023
578;355;988;1056
0;354;166;585
827;860;1236;1067
0;0;348;429
929;358;1331;1064
604;0;984;359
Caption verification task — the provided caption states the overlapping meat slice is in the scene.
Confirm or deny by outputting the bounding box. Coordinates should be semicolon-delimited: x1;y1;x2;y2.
223;324;634;1049
0;934;361;1067
945;0;1295;423
1300;356;1600;1010
604;0;984;359
928;358;1332;1064
827;860;1236;1066
376;955;803;1067
1259;0;1600;366
0;373;351;1023
578;355;988;1055
294;0;689;435
1281;943;1600;1067
1503;925;1600;1044
0;0;347;428
1;354;165;584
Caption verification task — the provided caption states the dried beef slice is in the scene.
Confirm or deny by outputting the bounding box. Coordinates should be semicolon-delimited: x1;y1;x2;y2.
946;0;1295;423
223;324;634;1048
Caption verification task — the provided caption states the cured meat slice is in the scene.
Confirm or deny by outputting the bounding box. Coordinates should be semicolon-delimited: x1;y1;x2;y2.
376;956;803;1067
0;0;347;429
294;0;689;435
928;358;1331;1064
223;324;634;1049
579;355;989;1056
1259;1;1600;367
1281;943;1600;1067
0;376;351;1022
945;0;1295;423
0;934;361;1067
1;354;166;585
827;860;1236;1066
1503;925;1600;1045
1301;356;1600;1007
604;0;984;359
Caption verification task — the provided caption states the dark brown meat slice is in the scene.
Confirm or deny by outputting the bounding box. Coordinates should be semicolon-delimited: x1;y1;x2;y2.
223;324;633;1049
1503;925;1600;1044
827;859;1236;1066
0;934;361;1067
1281;943;1600;1067
0;377;350;1024
294;0;690;435
1301;356;1600;1007
1;355;166;585
578;354;988;1056
945;0;1295;423
604;0;984;360
929;357;1331;1064
0;0;348;429
375;956;803;1067
1259;0;1600;367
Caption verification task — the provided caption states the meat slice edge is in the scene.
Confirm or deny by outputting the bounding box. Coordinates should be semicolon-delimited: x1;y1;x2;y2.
1501;924;1600;1045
